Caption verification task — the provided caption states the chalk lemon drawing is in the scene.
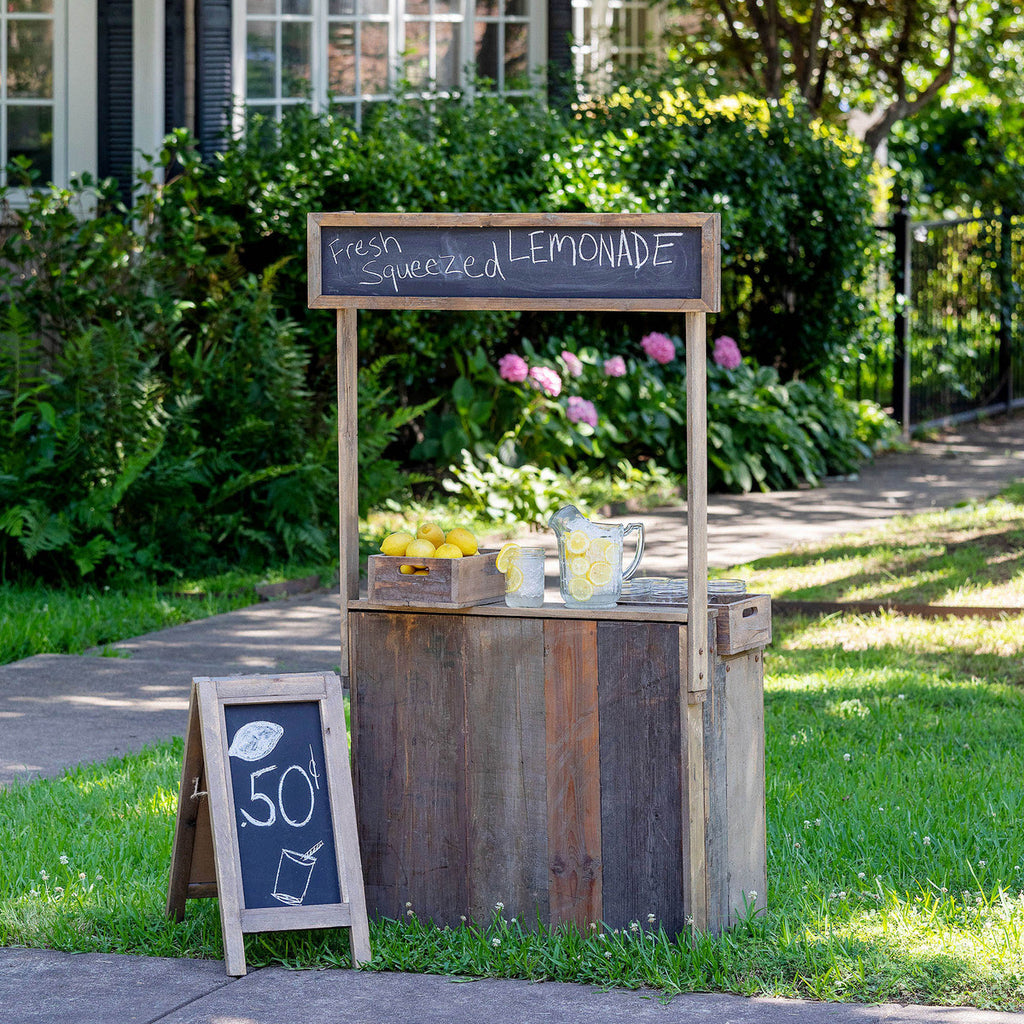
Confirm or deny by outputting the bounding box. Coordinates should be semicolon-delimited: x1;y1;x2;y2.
228;720;285;762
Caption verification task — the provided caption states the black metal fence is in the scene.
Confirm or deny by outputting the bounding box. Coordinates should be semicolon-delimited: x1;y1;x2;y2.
845;206;1024;432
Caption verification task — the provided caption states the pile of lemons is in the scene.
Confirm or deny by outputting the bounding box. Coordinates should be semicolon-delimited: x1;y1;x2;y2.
379;522;478;575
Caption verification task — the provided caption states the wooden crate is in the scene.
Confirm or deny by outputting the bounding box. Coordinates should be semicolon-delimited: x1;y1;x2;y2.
366;550;504;608
712;594;772;654
350;605;767;936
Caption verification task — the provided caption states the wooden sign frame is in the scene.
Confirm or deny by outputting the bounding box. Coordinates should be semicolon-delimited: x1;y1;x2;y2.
309;210;720;715
308;211;720;311
166;672;370;977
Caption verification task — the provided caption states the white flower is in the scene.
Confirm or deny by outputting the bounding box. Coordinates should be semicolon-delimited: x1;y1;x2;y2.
748;890;758;900
494;901;504;911
59;854;69;865
978;860;987;868
923;836;931;845
843;753;851;762
39;871;48;881
858;872;866;879
491;937;501;948
646;913;656;925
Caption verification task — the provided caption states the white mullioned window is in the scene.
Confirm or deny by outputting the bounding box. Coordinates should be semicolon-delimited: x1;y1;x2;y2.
237;0;540;127
1;0;61;188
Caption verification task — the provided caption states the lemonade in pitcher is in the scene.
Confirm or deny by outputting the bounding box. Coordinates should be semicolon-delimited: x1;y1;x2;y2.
548;506;644;609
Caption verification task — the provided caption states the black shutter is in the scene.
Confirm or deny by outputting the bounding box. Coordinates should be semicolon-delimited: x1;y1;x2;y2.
97;0;134;201
165;0;186;135
196;0;233;159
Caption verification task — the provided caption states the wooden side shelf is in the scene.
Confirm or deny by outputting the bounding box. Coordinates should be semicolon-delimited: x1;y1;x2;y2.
349;606;766;935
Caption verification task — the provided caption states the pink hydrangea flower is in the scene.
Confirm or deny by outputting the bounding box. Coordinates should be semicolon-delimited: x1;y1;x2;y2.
529;365;562;397
603;355;627;378
713;335;742;370
497;352;529;383
561;350;584;378
641;332;676;365
566;396;598;428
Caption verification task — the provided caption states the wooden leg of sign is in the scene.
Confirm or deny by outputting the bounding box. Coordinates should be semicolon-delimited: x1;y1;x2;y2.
323;672;372;965
337;308;359;682
197;682;248;977
166;689;204;922
685;310;709;697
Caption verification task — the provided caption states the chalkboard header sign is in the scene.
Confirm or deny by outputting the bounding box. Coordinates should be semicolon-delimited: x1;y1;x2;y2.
308;212;720;312
166;672;370;977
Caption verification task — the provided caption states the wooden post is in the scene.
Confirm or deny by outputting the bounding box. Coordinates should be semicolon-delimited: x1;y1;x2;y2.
337;307;359;681
685;310;709;698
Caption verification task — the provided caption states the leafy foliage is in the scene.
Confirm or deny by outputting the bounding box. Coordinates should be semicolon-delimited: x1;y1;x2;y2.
546;87;876;377
1;91;883;581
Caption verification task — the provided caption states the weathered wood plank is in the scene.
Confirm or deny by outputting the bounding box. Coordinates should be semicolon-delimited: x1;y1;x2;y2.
464;617;548;925
350;612;468;923
544;619;602;930
597;621;686;934
703;622;730;932
724;650;768;924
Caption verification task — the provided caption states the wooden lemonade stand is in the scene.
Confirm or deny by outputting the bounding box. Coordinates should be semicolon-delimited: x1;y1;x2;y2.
308;212;769;935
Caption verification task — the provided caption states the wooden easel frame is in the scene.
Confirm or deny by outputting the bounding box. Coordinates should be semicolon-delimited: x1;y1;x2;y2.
166;672;371;976
307;211;721;704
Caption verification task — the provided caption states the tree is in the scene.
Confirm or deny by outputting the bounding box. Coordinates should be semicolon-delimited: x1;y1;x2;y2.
666;1;1023;155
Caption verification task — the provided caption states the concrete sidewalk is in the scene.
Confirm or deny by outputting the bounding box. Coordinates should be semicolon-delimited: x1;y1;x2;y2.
3;946;1023;1024
1;410;1023;1022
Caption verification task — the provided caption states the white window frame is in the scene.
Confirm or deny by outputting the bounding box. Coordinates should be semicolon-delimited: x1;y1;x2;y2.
232;0;544;131
1;0;96;206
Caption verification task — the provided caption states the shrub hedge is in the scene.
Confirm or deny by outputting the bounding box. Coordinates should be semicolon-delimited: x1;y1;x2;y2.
0;89;885;583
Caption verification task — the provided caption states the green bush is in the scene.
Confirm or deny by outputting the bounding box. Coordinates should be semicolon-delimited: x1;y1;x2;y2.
1;90;882;582
545;87;876;378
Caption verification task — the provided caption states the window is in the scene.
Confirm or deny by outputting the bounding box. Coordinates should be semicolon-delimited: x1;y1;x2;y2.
1;0;59;186
571;0;661;91
240;0;538;126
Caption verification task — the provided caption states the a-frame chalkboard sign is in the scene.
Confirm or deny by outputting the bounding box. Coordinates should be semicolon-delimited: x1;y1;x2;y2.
166;672;370;976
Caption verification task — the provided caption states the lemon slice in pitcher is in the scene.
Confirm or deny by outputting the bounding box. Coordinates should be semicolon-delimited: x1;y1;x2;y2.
566;530;590;555
587;560;613;587
568;577;594;602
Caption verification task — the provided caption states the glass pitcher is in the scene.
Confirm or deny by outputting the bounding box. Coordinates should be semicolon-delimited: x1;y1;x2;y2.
548;505;645;609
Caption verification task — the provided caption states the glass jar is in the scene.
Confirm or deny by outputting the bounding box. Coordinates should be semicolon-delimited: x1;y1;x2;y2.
504;546;546;608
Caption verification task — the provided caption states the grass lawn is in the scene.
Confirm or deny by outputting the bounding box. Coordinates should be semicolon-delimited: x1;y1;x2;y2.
1;487;1023;1008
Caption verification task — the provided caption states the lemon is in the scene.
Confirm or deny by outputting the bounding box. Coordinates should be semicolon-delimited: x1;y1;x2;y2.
568;577;594;602
433;542;464;559
380;531;414;556
495;542;520;574
446;526;478;556
588;537;615;562
399;564;416;575
505;564;524;593
405;538;436;560
569;555;590;578
566;529;589;555
417;522;446;548
587;560;613;586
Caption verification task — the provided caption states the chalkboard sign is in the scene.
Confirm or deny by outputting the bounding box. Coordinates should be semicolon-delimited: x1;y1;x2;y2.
166;673;370;977
223;701;342;910
308;212;720;312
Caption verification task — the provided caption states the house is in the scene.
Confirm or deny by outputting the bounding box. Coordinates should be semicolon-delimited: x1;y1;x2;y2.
1;0;661;203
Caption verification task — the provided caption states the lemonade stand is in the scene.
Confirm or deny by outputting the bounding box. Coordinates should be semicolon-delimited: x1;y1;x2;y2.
308;212;770;935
